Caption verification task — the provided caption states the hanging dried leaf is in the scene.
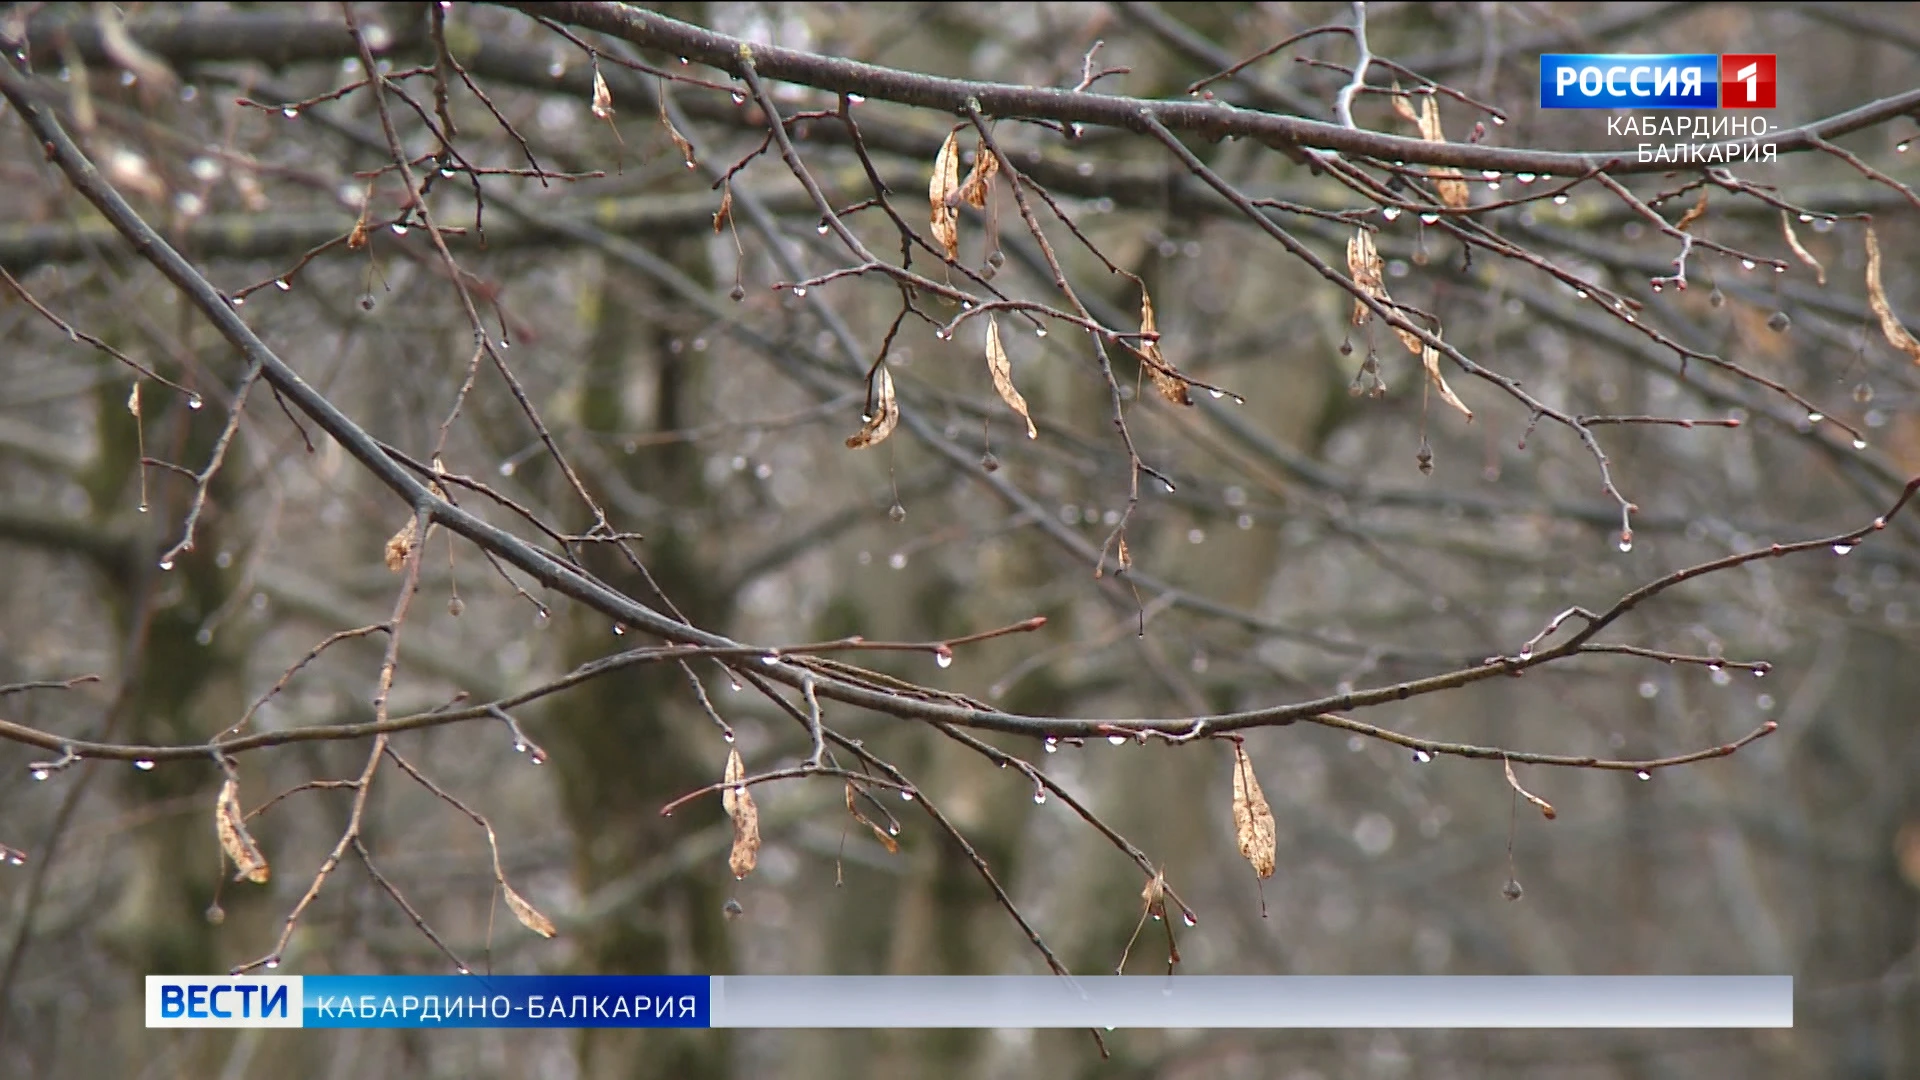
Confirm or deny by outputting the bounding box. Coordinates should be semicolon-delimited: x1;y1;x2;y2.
1389;84;1420;125
1392;322;1425;356
729;792;760;880
1140;867;1166;918
215;779;269;884
383;515;417;572
1346;229;1425;353
713;184;733;233
929;131;961;261
1424;106;1471;210
589;67;614;120
1674;190;1709;233
722;748;760;878
986;318;1037;439
1392;87;1469;210
1116;534;1132;571
1502;756;1557;820
383;515;418;572
503;882;557;938
1346;228;1388;326
347;216;369;250
1230;744;1276;879
1138;288;1191;405
125;382;141;417
1779;212;1824;285
658;94;697;168
845;363;899;449
1421;341;1472;419
845;781;899;853
722;747;746;815
956;140;999;209
1866;228;1920;364
1116;867;1170;973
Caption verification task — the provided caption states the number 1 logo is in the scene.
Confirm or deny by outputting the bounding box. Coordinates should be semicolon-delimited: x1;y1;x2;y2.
1719;54;1776;109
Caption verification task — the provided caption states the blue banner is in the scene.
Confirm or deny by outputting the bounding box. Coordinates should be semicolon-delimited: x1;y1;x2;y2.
1540;54;1720;109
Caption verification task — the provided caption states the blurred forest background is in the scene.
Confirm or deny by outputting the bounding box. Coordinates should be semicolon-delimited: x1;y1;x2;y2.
2;2;1919;1077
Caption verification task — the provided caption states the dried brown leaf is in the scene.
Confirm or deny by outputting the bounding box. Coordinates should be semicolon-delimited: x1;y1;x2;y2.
1434;175;1470;211
126;382;141;418
728;794;759;878
723;748;760;878
1674;190;1709;234
1140;867;1166;916
1231;744;1276;879
1345;229;1425;353
215;779;269;884
929;131;961;261
1346;229;1388;327
503;882;557;938
845;781;899;854
347;216;369;250
589;68;613;121
722;747;746;814
956;140;999;209
1116;534;1131;571
1116;867;1170;973
1503;757;1557;820
1395;93;1469;210
1421;341;1472;419
713;184;733;233
1866;227;1920;364
1139;288;1191;405
383;516;417;572
845;363;899;449
1392;322;1425;356
1389;83;1419;124
1780;212;1824;286
659;94;696;168
986;318;1037;439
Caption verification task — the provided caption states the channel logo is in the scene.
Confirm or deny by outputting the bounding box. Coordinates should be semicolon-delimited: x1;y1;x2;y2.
1540;54;1776;109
